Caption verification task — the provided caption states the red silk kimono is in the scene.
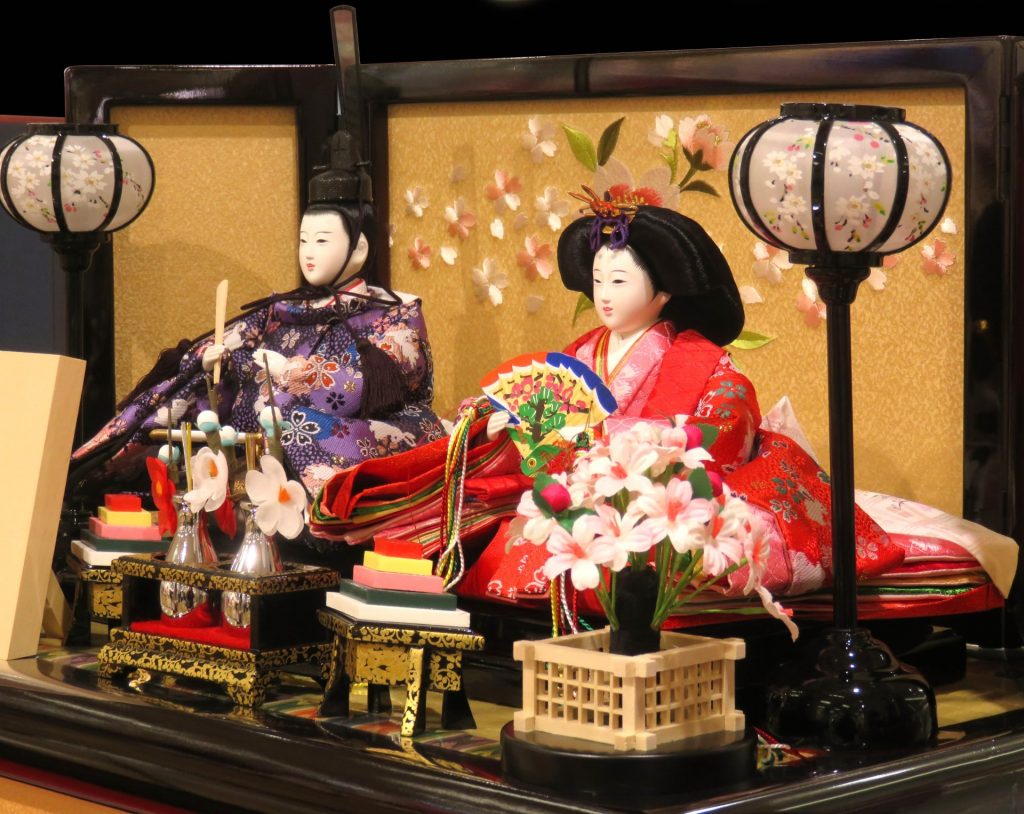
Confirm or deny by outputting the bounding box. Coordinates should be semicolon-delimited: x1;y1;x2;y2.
459;322;905;606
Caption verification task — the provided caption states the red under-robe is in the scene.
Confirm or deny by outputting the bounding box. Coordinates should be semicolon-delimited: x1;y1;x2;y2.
457;323;904;609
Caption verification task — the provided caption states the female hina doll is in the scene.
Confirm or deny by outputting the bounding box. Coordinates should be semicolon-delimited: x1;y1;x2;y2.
70;133;446;505
312;196;1014;620
460;198;908;607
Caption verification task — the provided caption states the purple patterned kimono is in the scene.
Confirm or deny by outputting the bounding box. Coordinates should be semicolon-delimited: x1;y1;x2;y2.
72;283;446;498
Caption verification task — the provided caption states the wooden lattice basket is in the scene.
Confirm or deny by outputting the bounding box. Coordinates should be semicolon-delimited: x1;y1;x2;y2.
513;627;745;751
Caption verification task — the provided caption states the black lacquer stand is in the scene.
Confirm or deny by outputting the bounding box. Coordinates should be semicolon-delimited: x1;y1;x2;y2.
764;260;937;749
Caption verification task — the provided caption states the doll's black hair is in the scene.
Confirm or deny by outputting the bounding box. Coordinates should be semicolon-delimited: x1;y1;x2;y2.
557;206;745;346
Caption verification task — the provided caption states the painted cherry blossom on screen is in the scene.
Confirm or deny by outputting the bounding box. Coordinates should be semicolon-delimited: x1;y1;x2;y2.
408;237;431;270
522;117;558;163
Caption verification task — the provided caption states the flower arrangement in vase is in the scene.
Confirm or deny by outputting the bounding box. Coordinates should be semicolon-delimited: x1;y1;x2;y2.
512;416;798;651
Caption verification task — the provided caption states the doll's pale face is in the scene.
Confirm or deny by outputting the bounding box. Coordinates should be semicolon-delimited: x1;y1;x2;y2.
298;210;369;287
592;245;670;334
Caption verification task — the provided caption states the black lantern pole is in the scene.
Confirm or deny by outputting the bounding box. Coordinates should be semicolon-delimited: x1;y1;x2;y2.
730;103;951;749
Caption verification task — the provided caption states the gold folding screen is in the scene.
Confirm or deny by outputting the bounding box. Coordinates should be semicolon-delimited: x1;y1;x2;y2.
110;106;301;401
386;88;966;514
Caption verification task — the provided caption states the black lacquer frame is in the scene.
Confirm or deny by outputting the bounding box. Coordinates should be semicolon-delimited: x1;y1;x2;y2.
52;39;1024;809
68;38;1020;540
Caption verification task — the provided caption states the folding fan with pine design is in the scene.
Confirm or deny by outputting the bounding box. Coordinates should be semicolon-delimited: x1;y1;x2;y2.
480;352;617;474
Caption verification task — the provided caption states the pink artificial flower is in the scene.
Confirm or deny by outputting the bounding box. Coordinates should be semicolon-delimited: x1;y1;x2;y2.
485;170;522;214
796;278;827;328
756;585;799;641
656;423;714;474
542;515;617;591
742;511;770;594
921;238;955;276
515;235;554;281
636;478;715;553
407;237;431;270
592;503;655;561
677;114;735;172
700;498;749;577
511;488;558;545
444;198;477;240
589;434;659;498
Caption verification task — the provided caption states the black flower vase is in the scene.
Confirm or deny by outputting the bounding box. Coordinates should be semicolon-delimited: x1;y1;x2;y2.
609;566;661;656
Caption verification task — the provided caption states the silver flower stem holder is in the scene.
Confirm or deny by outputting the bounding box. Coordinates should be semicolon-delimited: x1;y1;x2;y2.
159;497;219;619
223;503;284;630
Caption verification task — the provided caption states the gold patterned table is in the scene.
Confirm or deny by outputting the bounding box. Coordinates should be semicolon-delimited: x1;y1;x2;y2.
96;555;339;707
317;608;485;736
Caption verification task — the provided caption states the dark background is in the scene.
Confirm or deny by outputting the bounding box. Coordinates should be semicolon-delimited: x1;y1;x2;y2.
4;1;1017;118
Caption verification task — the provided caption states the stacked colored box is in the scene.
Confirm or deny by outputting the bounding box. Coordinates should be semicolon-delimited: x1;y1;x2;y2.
72;494;166;567
325;536;470;627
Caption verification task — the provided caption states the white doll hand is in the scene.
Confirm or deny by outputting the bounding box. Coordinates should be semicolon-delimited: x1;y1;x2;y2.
201;343;226;373
486;410;511;441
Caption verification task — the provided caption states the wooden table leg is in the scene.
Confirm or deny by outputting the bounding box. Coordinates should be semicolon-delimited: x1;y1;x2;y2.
367;684;392;714
318;635;351;718
441;686;476;730
401;646;428;738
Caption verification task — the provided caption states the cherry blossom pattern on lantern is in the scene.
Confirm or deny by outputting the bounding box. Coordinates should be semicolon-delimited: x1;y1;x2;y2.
440;246;458;266
245;454;307;539
921;238;955;276
826;123;900;248
485;170;522;214
408;237;432;270
535;187;571;232
471;258;509;307
521;116;558;163
940;217;958;235
759;132;814;243
516;235;553;281
752;241;794;284
490;219;505;240
403;187;428;218
444;197;477;240
796;278;826;328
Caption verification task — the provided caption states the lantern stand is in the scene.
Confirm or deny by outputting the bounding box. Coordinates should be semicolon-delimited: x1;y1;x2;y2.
730;103;950;749
0;122;154;575
0;122;154;424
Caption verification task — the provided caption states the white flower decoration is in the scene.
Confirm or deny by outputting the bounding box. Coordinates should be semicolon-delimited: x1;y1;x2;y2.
752;242;793;284
521;117;558;163
738;285;763;305
184;448;228;513
403;186;429;218
535;187;571;232
470;258;509;307
440;246;458;266
647;113;675;147
245;455;307;539
490;218;505;240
